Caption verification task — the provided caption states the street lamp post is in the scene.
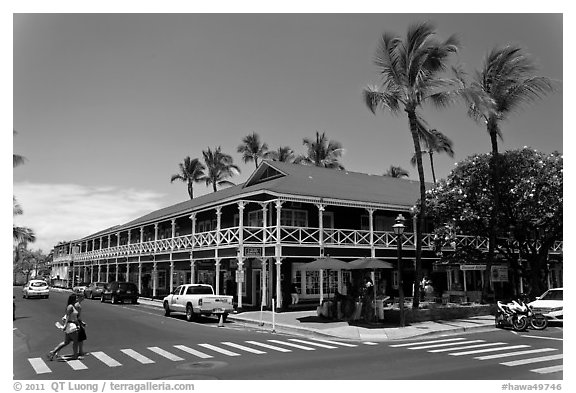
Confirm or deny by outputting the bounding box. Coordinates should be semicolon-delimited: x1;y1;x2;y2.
393;214;406;327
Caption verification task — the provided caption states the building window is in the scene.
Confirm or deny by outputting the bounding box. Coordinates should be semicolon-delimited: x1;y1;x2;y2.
248;210;264;227
281;209;308;227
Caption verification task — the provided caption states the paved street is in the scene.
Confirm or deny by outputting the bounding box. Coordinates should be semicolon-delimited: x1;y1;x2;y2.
13;287;563;380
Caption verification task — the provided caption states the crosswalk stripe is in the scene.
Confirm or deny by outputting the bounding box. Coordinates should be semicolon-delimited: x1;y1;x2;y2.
408;340;485;350
390;338;466;347
121;349;155;364
148;347;184;361
66;359;88;370
268;340;315;351
221;342;266;354
91;351;122;367
501;354;563;367
531;365;563;374
429;342;504;353
310;338;358;347
198;343;241;357
173;345;213;359
245;341;292;353
450;345;530;356
288;339;337;349
362;342;379;346
475;348;558;360
28;358;51;374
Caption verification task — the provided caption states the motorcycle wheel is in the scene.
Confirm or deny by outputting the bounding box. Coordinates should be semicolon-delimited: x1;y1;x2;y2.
494;315;503;328
530;314;548;330
512;316;528;331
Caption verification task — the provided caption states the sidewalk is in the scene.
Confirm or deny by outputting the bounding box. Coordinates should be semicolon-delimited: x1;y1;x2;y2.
227;309;496;342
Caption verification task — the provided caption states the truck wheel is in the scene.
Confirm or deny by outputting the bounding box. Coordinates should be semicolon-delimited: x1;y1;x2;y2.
100;295;105;303
111;295;117;304
186;304;195;322
163;302;171;316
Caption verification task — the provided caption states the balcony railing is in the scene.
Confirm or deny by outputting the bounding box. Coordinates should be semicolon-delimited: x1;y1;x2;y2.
55;225;563;263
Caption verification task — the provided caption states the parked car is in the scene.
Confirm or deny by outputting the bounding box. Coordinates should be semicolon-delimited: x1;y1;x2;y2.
162;284;234;322
101;281;139;304
83;282;107;299
72;282;90;296
529;287;563;322
22;279;50;299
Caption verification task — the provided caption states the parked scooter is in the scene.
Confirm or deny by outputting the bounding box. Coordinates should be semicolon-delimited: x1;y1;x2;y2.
495;296;548;331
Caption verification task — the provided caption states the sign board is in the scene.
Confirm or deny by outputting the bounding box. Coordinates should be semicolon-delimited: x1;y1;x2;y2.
235;270;245;283
244;247;263;258
491;266;509;282
460;264;487;271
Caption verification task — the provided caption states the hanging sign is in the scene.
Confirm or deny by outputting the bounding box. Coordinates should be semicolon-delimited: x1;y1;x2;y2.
235;270;245;283
491;266;509;282
244;247;263;257
460;264;487;271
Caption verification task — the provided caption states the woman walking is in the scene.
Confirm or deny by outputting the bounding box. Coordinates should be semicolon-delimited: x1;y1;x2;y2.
74;294;88;357
46;294;80;361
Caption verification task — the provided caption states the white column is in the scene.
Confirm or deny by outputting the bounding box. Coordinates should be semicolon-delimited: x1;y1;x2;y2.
115;261;119;281
275;258;282;309
275;200;283;309
215;259;221;295
140;227;144;244
215;207;222;246
97;263;102;282
261;258;267;307
154;223;159;251
152;261;158;297
190;214;196;249
190;257;195;284
126;262;130;283
138;262;142;294
106;263;110;283
237;259;244;309
367;208;375;258
317;203;325;255
171;219;176;251
319;268;324;305
169;260;174;293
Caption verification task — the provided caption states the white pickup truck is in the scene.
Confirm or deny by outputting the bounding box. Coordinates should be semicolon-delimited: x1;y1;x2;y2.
162;284;234;322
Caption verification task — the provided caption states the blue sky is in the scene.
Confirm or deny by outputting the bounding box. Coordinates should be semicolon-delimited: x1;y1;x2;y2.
12;11;564;253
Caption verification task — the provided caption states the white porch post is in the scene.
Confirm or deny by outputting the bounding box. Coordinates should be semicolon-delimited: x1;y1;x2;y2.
154;223;159;251
152;261;158;297
367;208;375;258
190;257;195;284
276;257;282;309
237;202;245;309
319;268;324;305
317;203;325;255
216;207;222;247
215;259;221;295
171;218;176;252
237;259;244;309
126;262;130;283
97;263;102;282
261;203;268;307
275;200;283;309
138;261;142;294
115;261;119;281
261;258;267;307
169;260;174;293
106;263;110;283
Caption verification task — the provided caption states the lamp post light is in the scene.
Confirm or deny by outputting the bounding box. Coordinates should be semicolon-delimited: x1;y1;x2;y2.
393;214;406;327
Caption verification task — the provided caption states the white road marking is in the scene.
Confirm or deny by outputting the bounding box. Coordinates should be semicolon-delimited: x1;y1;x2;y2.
148;347;184;361
91;351;122;367
198;343;241;357
531;365;563;374
501;354;563;367
66;359;88;370
362;342;379;345
428;342;504;353
309;338;358;347
28;358;51;374
450;345;530;356
408;340;485;350
268;340;315;351
121;349;155;364
389;337;466;347
221;342;266;354
288;339;337;349
519;335;563;341
475;348;557;360
173;345;213;359
245;341;292;353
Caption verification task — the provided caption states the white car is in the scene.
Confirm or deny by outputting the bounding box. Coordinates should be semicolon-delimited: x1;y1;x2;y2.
529;288;563;322
22;279;50;299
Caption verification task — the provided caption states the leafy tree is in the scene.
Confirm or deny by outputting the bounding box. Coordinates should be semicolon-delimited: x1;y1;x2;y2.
237;132;269;169
201;146;241;192
363;21;459;308
410;128;454;184
266;146;295;163
170;156;206;199
455;45;557;295
424;148;562;299
295;131;345;169
384;165;409;178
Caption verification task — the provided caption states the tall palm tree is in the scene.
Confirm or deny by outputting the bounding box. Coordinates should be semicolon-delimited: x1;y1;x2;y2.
13;130;25;168
363;22;459;308
201;146;241;193
456;45;556;299
13;197;35;244
295;131;345;169
410;128;454;184
384;165;409;178
237;132;269;169
170;157;206;199
265;146;295;163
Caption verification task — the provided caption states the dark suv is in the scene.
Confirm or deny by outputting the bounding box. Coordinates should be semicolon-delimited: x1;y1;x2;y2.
101;282;139;304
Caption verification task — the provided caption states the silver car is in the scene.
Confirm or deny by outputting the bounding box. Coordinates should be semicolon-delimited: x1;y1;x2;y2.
529;288;563;322
22;279;50;299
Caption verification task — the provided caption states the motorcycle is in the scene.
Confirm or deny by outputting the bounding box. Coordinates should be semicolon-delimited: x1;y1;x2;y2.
495;297;548;331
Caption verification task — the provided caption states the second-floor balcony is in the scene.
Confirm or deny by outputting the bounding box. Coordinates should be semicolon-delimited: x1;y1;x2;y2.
57;225;563;263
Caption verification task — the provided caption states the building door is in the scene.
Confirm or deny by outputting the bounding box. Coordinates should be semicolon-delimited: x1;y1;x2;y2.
252;269;261;306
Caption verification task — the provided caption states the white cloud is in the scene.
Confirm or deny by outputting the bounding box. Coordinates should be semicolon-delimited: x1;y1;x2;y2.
13;182;167;253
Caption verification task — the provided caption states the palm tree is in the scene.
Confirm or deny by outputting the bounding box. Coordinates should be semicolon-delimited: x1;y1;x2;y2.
363;22;459;308
201;146;241;193
265;146;295;163
410;128;454;184
384;165;409;178
237;132;269;169
456;45;556;299
170;157;206;199
13;197;35;244
13;130;26;168
295;131;345;169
